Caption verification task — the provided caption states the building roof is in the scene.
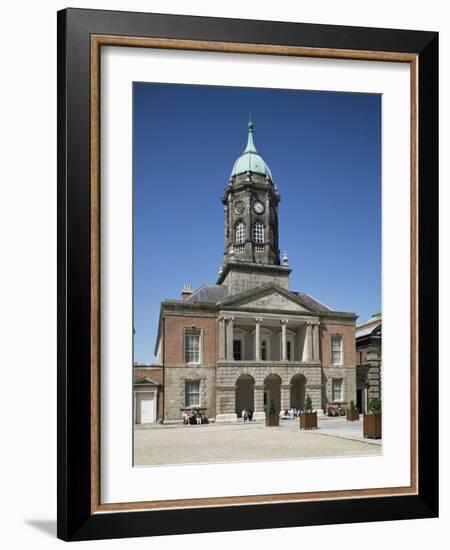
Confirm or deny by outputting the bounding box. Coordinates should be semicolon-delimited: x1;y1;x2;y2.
186;283;334;313
356;314;382;338
230;120;273;179
290;291;333;313
186;284;229;303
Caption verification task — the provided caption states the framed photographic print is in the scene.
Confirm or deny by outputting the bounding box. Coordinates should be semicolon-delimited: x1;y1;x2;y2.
57;8;438;541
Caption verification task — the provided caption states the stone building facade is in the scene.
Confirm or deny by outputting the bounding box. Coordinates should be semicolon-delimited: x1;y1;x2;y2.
153;120;358;423
355;314;382;413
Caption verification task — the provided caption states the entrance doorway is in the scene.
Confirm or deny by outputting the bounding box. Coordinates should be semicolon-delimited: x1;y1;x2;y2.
357;387;367;413
235;375;255;417
136;391;156;424
264;374;281;414
291;374;306;410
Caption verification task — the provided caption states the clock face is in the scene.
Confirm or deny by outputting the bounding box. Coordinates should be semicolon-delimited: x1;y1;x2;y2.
234;201;245;215
253;201;265;214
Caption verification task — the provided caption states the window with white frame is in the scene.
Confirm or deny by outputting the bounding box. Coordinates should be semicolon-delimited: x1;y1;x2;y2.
235;221;246;245
185;380;200;407
332;378;343;401
184;329;201;363
253;221;264;244
331;334;343;365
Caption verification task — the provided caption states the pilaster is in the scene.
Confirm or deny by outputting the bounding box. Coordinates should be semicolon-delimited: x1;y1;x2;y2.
226;316;234;360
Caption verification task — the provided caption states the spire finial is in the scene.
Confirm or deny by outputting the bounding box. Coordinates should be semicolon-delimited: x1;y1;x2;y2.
244;116;257;153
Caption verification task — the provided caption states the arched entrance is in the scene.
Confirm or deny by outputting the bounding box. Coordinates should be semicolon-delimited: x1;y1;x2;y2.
235;374;255;417
291;374;306;410
264;374;281;414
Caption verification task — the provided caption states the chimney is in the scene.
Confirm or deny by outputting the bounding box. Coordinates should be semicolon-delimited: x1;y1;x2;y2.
181;283;193;300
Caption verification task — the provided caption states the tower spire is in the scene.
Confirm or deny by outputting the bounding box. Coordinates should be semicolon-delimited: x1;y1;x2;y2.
244;116;257;153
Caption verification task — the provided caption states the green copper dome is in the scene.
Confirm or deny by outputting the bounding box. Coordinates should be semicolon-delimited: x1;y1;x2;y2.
230;120;272;179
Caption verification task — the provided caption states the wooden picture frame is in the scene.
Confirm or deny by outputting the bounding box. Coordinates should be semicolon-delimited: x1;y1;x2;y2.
57;8;438;541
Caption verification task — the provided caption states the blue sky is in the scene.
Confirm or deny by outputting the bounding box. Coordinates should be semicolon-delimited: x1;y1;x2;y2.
133;83;381;363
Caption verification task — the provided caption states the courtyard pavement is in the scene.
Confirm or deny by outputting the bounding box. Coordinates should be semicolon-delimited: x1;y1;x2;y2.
134;416;381;466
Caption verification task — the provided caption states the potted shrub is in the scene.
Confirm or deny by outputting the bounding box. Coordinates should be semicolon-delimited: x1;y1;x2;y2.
346;400;360;421
300;394;318;429
265;399;280;427
363;397;382;438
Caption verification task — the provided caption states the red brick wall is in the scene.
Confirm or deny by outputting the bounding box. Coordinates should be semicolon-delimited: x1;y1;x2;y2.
163;314;217;365
321;323;356;366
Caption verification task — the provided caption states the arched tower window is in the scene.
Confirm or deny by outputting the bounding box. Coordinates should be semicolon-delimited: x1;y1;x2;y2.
253;221;264;244
235;221;246;245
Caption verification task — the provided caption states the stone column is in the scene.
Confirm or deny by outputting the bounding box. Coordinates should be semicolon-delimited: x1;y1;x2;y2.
313;322;320;361
303;322;313;362
281;384;291;411
253;384;266;421
308;323;314;360
226;317;234;360
218;316;226;360
281;319;288;361
255;318;262;361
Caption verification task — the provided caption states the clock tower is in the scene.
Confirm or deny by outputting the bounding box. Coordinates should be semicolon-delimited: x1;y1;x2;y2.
217;120;291;295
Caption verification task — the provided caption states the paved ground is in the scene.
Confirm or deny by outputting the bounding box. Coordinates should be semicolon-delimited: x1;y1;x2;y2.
134;416;381;466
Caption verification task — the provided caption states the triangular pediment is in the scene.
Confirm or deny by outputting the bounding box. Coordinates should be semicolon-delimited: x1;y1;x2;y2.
243;291;309;311
218;283;316;312
134;377;160;386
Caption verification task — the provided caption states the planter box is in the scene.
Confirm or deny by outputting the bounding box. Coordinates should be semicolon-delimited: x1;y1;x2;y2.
266;413;280;427
300;411;318;430
363;413;382;438
346;409;360;421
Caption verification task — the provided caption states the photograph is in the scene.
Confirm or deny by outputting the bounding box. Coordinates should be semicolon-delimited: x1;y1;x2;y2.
132;83;383;467
52;5;438;542
0;0;444;545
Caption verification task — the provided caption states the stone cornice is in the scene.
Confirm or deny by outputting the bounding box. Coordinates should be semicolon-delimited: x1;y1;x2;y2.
217;261;291;285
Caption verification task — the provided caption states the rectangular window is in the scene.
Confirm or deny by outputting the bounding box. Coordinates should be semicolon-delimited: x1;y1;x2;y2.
261;339;268;361
233;339;242;360
332;378;343;401
185;380;200;407
286;340;291;361
184;329;200;363
331;334;343;365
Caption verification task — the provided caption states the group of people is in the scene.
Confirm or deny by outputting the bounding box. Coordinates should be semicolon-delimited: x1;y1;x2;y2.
280;408;300;420
182;410;209;425
241;409;254;422
326;404;346;417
